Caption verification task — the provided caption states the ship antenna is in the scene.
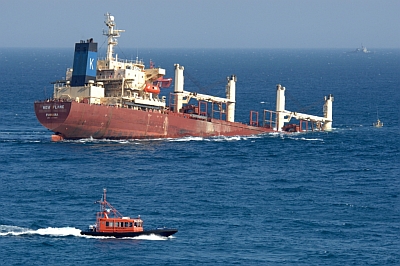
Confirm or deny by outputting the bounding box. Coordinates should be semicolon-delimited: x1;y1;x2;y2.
103;13;125;66
97;188;123;218
98;188;107;212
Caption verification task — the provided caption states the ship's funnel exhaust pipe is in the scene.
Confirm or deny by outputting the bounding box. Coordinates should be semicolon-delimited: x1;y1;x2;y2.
71;40;97;87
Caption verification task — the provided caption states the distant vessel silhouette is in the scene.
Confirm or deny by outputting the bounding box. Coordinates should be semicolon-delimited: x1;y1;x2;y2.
350;44;371;54
373;110;383;128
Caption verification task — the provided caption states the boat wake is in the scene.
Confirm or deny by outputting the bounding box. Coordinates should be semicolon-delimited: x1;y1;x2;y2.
0;225;81;237
0;225;171;240
121;234;172;241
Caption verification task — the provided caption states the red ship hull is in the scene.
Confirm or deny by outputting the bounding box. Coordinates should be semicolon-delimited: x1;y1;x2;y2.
34;101;274;140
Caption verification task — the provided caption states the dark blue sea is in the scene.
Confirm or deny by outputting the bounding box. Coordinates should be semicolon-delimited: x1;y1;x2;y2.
0;48;399;265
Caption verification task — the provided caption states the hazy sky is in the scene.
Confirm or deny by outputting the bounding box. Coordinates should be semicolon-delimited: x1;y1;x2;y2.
2;0;399;49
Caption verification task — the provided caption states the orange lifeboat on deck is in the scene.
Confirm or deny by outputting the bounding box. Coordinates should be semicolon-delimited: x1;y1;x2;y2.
144;83;160;94
153;77;173;88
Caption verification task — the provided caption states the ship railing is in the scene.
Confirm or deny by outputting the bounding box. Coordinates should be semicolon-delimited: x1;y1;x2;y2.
262;109;276;129
249;109;277;129
52;80;68;87
97;57;144;65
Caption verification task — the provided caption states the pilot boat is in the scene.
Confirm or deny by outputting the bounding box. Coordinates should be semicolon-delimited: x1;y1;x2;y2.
80;189;177;238
373;110;383;128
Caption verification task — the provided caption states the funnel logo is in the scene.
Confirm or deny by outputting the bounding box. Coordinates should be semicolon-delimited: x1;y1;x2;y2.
86;51;97;76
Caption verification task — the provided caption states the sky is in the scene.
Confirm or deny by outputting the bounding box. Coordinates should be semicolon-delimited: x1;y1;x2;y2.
2;0;400;49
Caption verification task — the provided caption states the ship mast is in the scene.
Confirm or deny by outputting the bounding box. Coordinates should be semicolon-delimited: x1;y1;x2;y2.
97;188;123;218
103;13;125;67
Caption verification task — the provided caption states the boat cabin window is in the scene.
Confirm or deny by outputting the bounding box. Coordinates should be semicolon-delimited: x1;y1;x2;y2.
134;221;143;227
108;221;137;228
105;222;113;227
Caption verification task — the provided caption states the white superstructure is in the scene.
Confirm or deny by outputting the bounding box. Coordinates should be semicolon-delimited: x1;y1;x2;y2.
53;13;168;109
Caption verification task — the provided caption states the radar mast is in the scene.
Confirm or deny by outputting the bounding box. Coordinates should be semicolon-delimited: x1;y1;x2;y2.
103;13;125;66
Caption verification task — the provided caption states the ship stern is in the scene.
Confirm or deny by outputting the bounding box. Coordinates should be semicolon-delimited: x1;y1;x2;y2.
34;101;72;139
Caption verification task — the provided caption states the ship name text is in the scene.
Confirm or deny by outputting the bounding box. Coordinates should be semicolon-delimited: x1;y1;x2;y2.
42;104;64;110
53;104;65;109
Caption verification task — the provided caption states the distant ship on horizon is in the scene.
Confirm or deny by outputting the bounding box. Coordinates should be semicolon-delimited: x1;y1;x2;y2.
349;44;371;54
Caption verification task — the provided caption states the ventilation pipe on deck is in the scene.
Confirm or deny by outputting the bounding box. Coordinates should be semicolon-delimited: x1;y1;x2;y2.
226;75;236;122
174;64;184;113
323;94;334;131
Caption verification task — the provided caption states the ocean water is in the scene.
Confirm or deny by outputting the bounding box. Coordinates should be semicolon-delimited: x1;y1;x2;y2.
0;48;399;265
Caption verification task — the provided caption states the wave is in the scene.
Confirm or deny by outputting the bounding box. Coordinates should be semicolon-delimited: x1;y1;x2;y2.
2;130;332;144
293;137;324;141
268;132;324;141
62;134;263;144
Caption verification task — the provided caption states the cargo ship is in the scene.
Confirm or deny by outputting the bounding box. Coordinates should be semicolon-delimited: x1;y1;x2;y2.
81;189;177;238
34;13;334;141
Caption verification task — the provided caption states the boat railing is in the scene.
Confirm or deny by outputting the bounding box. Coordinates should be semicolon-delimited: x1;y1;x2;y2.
97;57;144;65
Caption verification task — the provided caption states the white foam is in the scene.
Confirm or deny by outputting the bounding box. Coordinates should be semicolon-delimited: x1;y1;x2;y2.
123;234;169;241
291;137;324;141
169;136;204;142
60;133;267;144
0;225;81;237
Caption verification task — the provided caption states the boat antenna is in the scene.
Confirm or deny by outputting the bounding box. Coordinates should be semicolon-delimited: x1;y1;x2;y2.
103;13;125;66
103;188;107;202
96;188;123;218
376;107;380;120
